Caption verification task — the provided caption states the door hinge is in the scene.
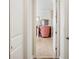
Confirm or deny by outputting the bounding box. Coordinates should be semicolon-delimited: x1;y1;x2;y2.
55;32;57;34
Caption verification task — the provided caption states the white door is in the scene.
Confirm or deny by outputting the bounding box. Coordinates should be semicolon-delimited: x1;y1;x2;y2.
10;0;24;59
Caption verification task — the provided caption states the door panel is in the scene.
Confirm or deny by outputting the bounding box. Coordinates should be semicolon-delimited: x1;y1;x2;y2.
10;34;23;53
10;45;23;59
10;0;23;37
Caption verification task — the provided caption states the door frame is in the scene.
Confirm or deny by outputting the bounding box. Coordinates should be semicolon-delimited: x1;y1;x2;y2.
60;0;69;59
32;0;60;58
23;0;69;59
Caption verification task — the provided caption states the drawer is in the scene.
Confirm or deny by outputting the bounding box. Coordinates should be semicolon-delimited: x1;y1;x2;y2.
10;34;23;52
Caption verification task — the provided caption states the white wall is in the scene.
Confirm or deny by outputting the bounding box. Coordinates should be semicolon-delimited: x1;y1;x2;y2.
37;0;53;18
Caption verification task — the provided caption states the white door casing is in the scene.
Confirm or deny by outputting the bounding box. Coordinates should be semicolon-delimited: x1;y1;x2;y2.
64;0;69;59
60;0;69;59
24;0;33;59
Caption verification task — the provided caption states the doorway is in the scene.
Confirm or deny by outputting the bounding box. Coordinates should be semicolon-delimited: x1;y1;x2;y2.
10;0;69;59
32;0;60;59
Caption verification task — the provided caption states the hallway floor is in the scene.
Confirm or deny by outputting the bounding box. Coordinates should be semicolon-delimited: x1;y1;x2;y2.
35;38;55;58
